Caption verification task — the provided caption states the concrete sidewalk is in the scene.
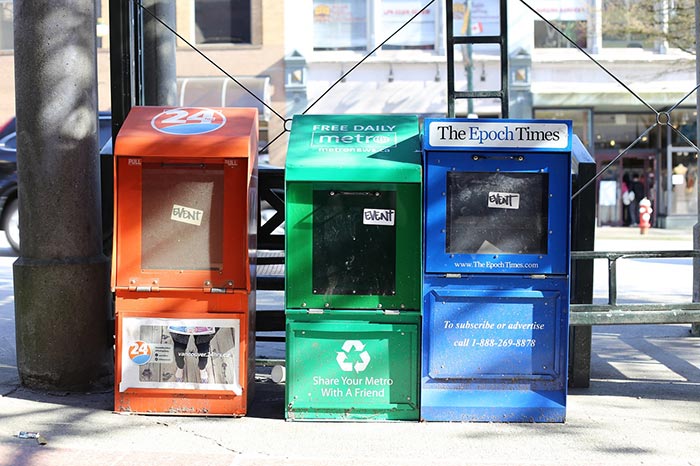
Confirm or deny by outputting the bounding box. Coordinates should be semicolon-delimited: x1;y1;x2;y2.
594;225;693;245
0;324;698;466
0;230;698;465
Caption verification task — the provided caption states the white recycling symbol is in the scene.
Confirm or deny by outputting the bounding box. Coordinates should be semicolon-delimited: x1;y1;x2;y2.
336;340;371;373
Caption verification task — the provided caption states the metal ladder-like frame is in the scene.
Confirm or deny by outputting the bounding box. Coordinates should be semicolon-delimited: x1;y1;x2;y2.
445;0;509;118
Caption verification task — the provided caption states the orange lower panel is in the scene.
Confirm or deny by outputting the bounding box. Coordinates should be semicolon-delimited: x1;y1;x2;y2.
115;310;254;416
115;389;248;416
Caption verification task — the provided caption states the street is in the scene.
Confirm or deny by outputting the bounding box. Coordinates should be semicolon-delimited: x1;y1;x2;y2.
0;237;18;388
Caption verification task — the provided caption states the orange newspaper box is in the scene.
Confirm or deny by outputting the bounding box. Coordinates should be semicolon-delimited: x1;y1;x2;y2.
112;106;258;415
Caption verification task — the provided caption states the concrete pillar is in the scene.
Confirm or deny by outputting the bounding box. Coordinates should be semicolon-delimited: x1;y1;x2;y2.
13;0;112;390
142;0;177;106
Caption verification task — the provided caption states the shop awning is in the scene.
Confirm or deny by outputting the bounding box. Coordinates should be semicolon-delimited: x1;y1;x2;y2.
532;81;697;110
177;76;272;121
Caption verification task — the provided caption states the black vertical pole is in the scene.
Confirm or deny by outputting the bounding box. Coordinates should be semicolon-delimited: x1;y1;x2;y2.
109;0;137;140
692;0;699;336
446;1;455;118
500;0;508;118
142;0;177;106
569;148;597;388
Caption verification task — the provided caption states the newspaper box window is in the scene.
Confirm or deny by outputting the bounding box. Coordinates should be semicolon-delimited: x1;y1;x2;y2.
424;119;571;276
113;106;258;292
312;188;397;296
112;106;258;416
141;163;224;271
446;171;549;255
285;114;422;311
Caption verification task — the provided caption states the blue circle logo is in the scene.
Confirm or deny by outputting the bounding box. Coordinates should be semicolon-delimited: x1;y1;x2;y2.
151;107;226;135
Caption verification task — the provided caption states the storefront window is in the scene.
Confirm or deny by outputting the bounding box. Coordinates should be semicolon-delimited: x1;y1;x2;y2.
195;0;252;44
667;149;698;216
313;0;368;51
449;0;501;55
0;1;13;51
663;110;698;217
451;0;501;36
381;0;436;50
534;20;587;48
597;162;621;225
532;0;587;49
671;109;697;146
593;113;656;151
313;0;441;52
534;108;592;150
602;0;656;49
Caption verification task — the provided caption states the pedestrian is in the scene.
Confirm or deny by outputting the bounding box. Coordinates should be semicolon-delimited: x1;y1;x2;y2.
630;174;645;225
621;173;633;226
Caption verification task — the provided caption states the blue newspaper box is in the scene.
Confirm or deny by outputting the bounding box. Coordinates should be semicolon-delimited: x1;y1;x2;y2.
421;118;582;422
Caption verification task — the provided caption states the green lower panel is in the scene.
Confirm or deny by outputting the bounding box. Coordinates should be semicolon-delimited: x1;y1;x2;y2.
285;310;420;421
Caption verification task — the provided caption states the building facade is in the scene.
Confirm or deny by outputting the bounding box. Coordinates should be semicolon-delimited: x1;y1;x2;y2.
285;0;698;228
1;0;288;164
0;1;696;226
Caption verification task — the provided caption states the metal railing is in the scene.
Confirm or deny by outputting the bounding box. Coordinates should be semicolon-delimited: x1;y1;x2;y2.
570;250;700;326
255;166;286;341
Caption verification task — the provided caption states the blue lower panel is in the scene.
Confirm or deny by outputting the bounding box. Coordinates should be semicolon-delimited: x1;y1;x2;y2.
421;275;569;423
421;388;566;422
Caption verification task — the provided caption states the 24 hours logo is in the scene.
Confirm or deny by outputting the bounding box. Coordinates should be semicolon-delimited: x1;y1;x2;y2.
151;107;226;135
128;340;152;365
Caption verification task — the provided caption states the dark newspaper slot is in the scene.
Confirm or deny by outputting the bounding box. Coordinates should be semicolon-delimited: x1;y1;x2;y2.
446;171;549;255
312;189;397;296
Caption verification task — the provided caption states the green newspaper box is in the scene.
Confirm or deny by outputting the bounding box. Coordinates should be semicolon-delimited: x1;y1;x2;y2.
285;114;422;420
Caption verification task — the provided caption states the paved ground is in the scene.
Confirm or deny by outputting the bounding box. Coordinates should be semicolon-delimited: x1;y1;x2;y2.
0;227;698;466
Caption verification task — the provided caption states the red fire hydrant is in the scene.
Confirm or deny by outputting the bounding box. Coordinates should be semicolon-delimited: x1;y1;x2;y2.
639;197;652;235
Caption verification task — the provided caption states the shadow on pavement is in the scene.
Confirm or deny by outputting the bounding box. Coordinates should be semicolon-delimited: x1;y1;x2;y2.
571;378;700;402
575;324;700;402
2;372;287;420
